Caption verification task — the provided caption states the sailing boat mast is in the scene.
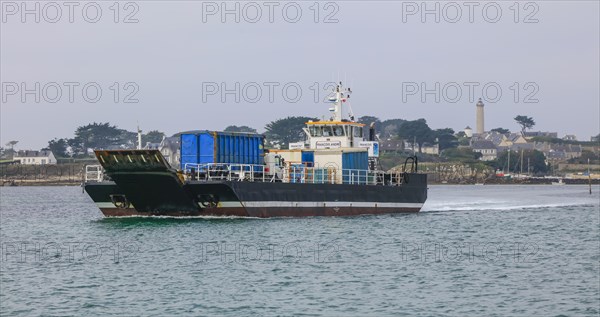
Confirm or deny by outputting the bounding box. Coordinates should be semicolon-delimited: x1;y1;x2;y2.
507;150;511;174
520;149;524;176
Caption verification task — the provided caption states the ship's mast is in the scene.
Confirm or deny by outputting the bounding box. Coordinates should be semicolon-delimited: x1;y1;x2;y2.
329;82;353;121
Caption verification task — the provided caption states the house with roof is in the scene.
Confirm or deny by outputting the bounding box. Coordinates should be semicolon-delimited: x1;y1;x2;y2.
380;140;404;154
535;142;582;161
485;132;508;146
13;150;57;165
507;133;528;145
493;133;529;152
523;131;558;139
546;150;567;161
471;140;497;161
512;143;535;151
144;142;161;150
159;136;180;167
551;144;582;160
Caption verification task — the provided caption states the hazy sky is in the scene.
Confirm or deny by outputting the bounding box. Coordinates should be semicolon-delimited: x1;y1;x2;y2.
1;1;599;149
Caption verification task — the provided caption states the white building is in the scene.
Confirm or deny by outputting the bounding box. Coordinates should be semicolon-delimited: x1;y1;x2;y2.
471;140;497;161
13;150;57;165
421;143;440;155
464;126;473;138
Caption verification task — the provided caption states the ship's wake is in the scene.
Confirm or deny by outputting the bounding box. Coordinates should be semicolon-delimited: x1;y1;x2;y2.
422;202;597;213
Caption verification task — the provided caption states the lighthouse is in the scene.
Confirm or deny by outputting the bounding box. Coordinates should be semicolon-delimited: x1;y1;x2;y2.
476;98;484;135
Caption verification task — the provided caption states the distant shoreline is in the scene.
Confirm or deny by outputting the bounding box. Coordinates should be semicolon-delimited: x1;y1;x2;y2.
2;180;599;187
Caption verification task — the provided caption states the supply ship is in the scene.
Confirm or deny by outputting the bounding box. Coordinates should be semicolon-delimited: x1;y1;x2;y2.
83;83;428;217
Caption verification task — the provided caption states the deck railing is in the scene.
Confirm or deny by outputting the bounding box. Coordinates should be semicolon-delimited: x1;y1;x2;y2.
183;163;271;182
183;163;407;186
84;163;410;186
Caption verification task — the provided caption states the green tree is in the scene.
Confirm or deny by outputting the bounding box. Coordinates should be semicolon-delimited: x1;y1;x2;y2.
3;141;18;158
433;128;458;151
455;131;471;146
397;119;434;153
514;115;535;134
491;127;510;134
567;150;600;164
143;130;166;144
68;122;135;154
47;138;69;157
224;125;258;133
265;116;317;148
380;119;406;139
441;148;482;162
357;116;381;133
5;140;18;151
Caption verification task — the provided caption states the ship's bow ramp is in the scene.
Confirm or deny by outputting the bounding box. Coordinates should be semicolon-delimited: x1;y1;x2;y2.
94;150;199;213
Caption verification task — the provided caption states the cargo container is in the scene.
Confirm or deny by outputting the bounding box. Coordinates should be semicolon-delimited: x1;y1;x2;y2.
342;151;369;170
342;151;369;184
180;131;264;169
180;134;199;169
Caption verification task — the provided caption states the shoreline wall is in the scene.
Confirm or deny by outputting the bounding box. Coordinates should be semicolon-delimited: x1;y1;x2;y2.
0;163;85;186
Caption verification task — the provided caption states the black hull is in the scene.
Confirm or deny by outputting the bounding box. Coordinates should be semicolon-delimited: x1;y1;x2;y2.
84;176;427;218
84;149;427;218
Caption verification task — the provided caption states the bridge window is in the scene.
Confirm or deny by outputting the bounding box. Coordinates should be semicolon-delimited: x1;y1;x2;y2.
309;126;321;137
333;126;344;136
353;126;363;137
310;126;340;137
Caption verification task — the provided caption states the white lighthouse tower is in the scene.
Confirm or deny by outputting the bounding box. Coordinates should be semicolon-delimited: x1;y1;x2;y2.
476;98;485;135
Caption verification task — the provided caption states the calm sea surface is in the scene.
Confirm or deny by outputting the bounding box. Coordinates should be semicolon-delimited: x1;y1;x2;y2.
1;185;599;316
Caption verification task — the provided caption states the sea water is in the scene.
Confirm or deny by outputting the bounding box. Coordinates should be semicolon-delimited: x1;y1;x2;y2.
1;185;598;316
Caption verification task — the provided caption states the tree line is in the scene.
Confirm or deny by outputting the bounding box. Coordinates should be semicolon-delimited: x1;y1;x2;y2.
19;117;452;158
45;123;165;158
2;114;544;160
260;115;458;151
